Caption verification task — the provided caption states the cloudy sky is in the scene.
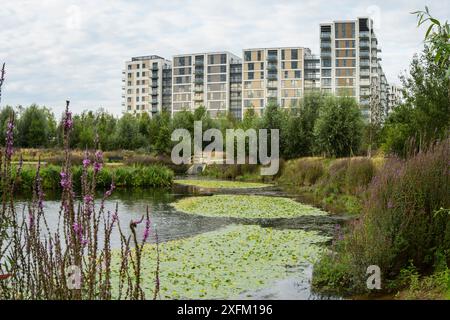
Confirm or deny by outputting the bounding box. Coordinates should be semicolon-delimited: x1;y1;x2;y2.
0;0;448;117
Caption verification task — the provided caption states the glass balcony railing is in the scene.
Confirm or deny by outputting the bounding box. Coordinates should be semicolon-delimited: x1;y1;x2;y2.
359;31;370;38
320;32;331;38
267;55;278;62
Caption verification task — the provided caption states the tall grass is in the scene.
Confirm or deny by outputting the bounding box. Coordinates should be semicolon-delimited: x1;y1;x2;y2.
313;139;450;295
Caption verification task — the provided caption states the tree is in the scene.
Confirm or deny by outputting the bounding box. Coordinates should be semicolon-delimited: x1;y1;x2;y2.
413;7;450;84
144;111;171;154
17;104;53;148
284;92;325;158
113;113;145;150
381;46;449;155
314;96;364;157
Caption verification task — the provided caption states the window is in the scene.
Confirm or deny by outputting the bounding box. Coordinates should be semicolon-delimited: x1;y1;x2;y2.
136;88;139;94
322;69;331;77
294;70;302;79
137;80;140;85
142;72;146;76
142;63;146;68
291;49;298;60
257;51;262;61
244;51;251;61
136;72;140;77
247;72;254;80
136;97;139;102
128;65;131;70
247;63;254;71
291;61;298;69
128;73;131;78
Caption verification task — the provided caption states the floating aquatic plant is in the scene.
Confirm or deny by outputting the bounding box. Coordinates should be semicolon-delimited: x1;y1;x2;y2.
111;225;329;299
172;195;328;218
174;179;271;189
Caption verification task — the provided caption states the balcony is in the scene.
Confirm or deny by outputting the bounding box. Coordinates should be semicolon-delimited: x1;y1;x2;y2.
151;99;158;104
360;60;370;67
267;81;278;89
151;66;158;71
151;90;158;96
194;95;203;101
360;79;370;86
360;51;370;58
359;31;370;38
321;51;332;58
267;74;277;81
320;32;331;39
194;61;204;67
151;74;159;79
360;70;370;77
359;41;370;48
194;86;203;93
194;78;204;84
151;82;158;88
320;42;331;48
267;64;277;71
267;55;277;62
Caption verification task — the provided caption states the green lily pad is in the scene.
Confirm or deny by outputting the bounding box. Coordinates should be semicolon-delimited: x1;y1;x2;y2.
171;194;328;218
175;179;271;189
111;225;329;299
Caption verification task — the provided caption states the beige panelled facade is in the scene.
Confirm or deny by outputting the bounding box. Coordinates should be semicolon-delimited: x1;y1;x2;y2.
122;55;172;116
242;47;308;116
172;52;242;118
320;17;384;120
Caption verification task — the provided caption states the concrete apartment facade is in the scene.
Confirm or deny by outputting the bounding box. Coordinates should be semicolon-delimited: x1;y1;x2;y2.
241;47;320;116
122;17;396;121
171;51;242;118
319;17;384;119
387;84;403;115
122;55;172;116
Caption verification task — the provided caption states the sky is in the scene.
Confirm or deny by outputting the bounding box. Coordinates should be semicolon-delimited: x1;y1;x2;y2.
0;0;449;117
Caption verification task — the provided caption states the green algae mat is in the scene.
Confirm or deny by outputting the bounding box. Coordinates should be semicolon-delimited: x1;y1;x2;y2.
171;194;328;218
174;179;271;189
111;225;329;299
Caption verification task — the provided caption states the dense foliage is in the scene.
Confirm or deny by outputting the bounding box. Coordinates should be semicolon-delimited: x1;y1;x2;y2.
0;92;366;159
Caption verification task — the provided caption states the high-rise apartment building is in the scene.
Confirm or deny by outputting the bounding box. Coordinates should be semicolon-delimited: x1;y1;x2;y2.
241;47;319;116
387;84;402;115
122;17;392;121
171;51;242;118
320;17;383;120
122;55;172;115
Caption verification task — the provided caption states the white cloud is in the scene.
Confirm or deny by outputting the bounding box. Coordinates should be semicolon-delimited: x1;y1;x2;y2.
0;0;448;117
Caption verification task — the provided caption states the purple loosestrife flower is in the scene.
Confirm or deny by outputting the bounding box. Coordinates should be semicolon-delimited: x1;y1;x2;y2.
143;218;151;242
93;150;103;173
83;194;94;204
60;171;71;189
83;158;91;168
5;120;14;158
63;106;73;131
105;182;115;198
132;216;144;226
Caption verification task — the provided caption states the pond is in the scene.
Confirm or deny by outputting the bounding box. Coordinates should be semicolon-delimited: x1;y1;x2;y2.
14;181;344;300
